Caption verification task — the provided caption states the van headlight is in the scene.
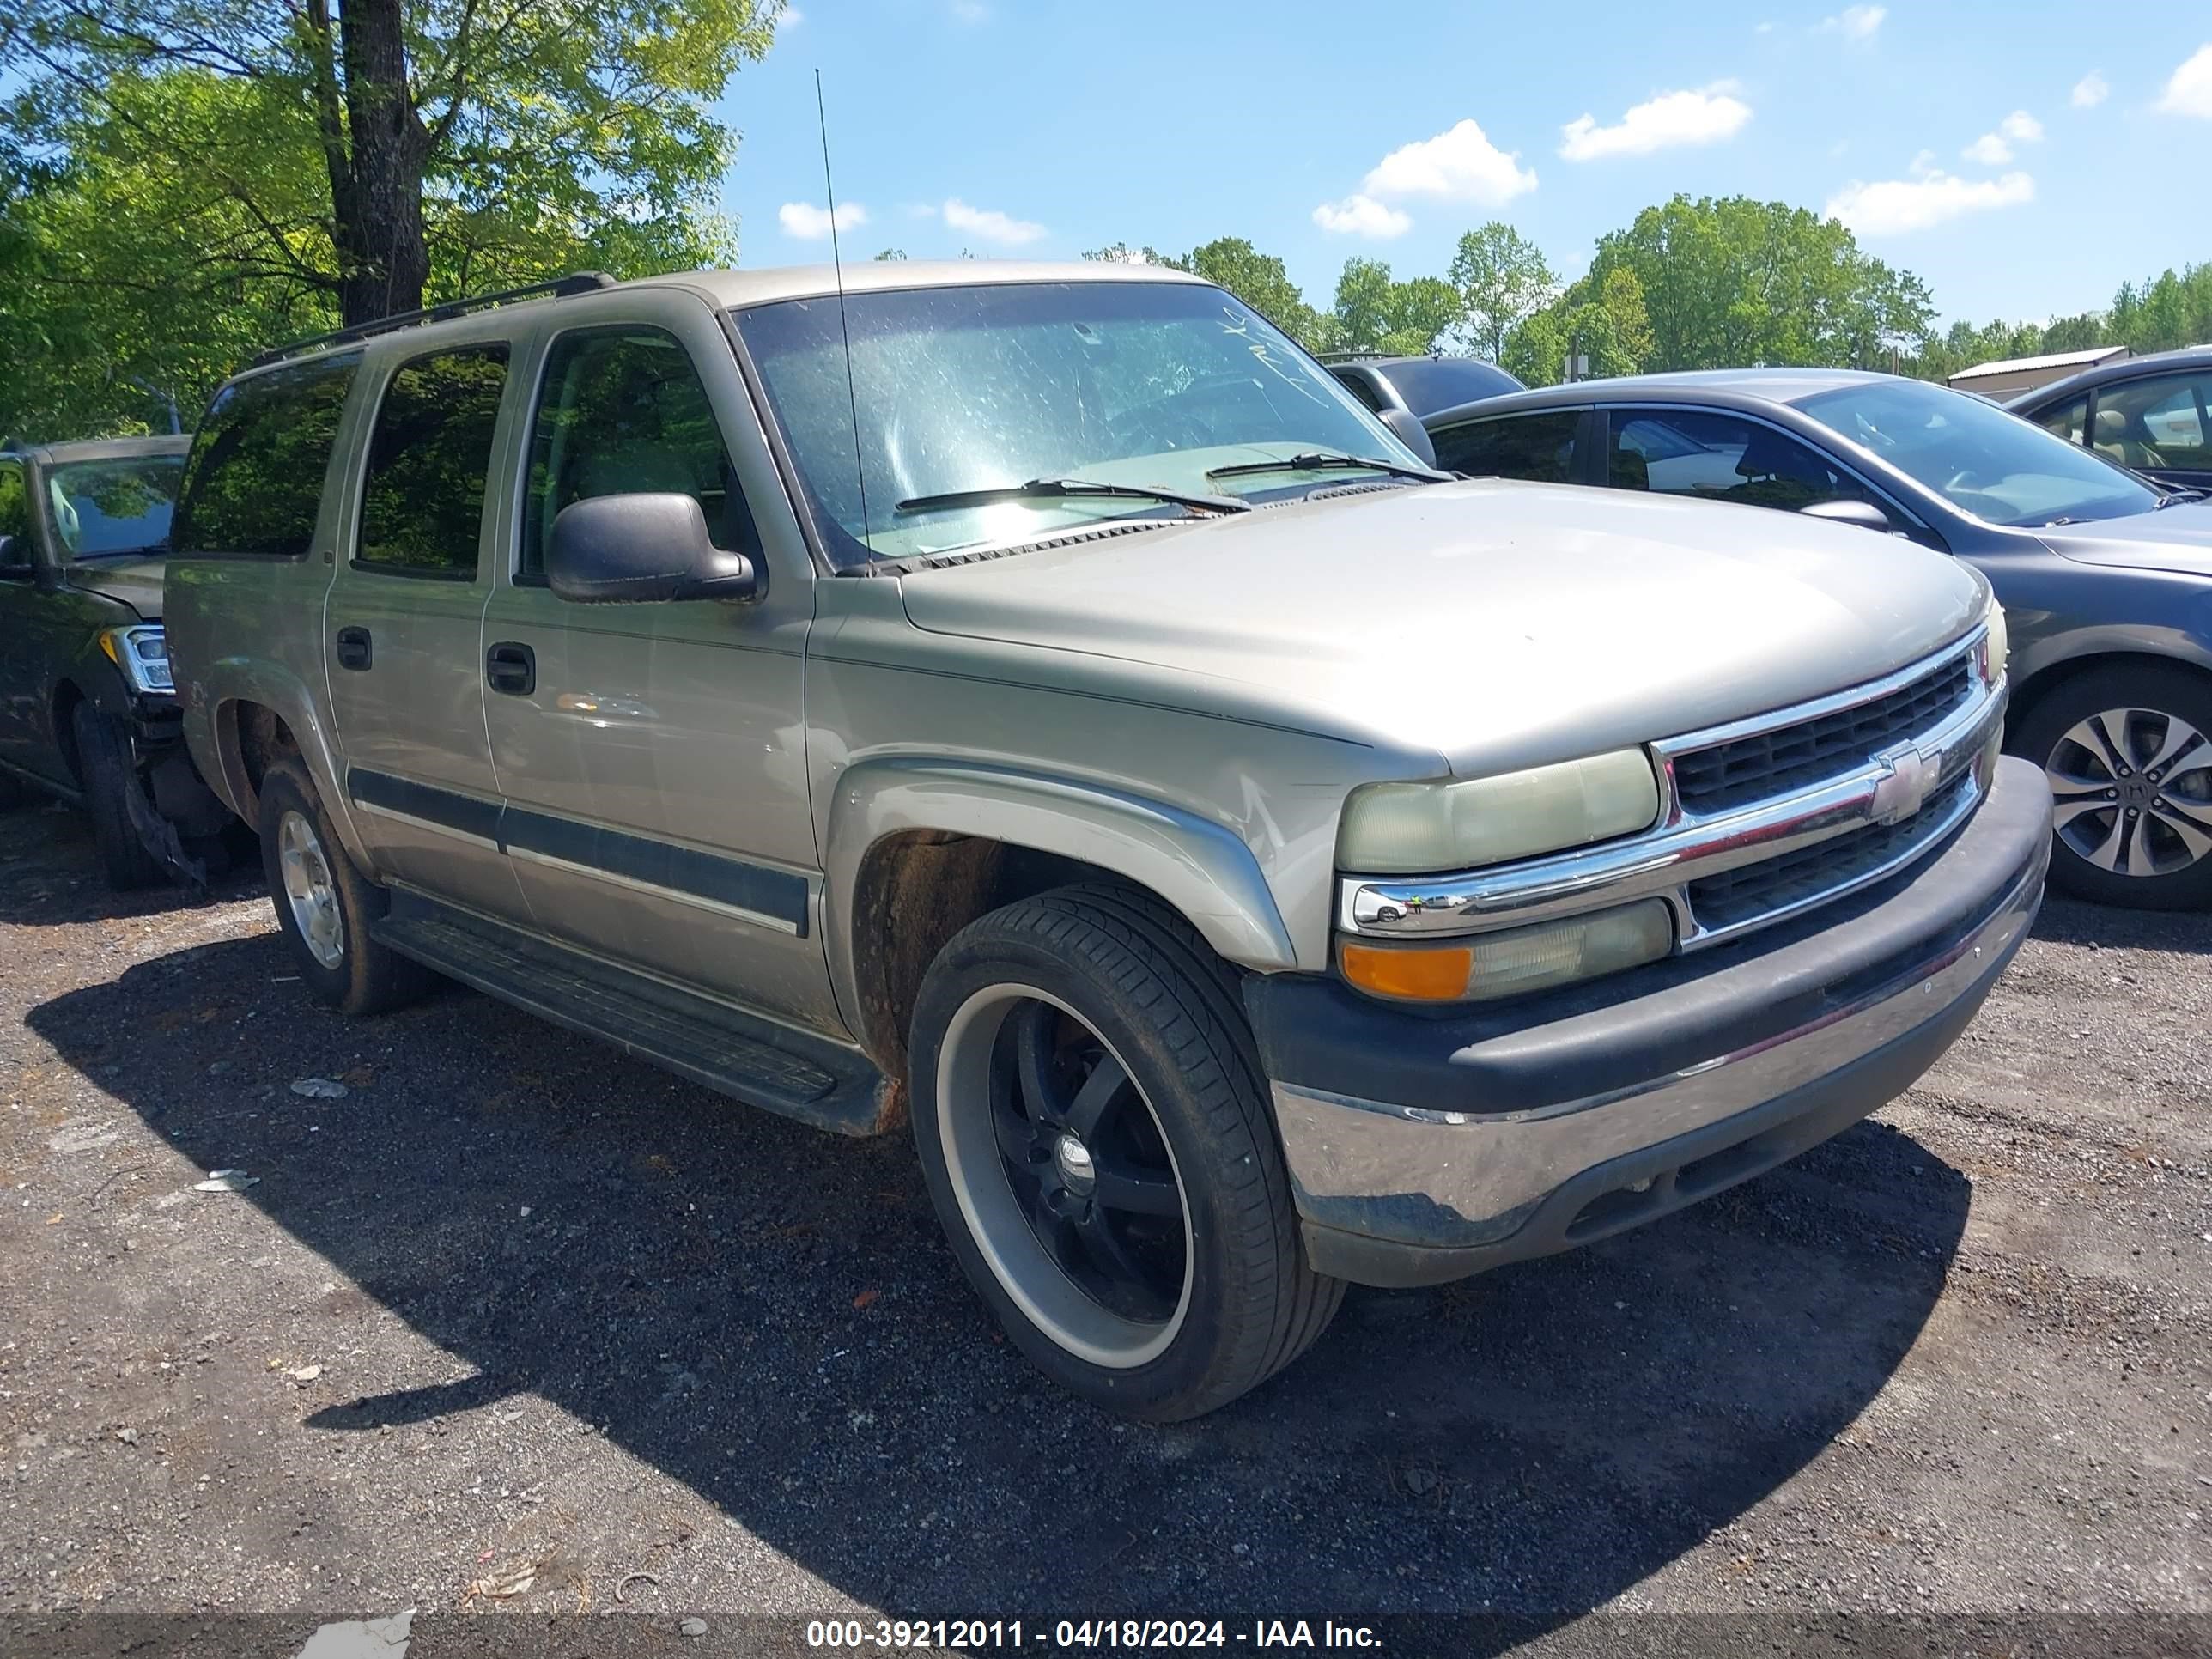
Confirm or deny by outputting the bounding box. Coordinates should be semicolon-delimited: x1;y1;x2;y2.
1338;749;1661;875
1978;599;2008;686
99;624;173;694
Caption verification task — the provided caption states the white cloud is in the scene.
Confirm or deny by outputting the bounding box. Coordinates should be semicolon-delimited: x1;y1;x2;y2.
2157;44;2212;118
2071;71;2109;108
1559;82;1752;161
1360;118;1536;205
1825;168;2034;235
1310;194;1413;238
778;201;866;240
1962;109;2043;165
1755;19;1776;32
939;197;1046;245
1907;149;1938;176
1820;5;1885;40
949;0;988;20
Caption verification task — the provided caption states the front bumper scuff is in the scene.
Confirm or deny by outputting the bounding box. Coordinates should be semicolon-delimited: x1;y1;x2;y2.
1249;757;2051;1288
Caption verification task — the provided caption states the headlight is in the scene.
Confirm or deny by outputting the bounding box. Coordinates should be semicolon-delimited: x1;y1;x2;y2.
1339;898;1674;1004
99;624;173;694
1338;749;1660;874
1978;599;2008;686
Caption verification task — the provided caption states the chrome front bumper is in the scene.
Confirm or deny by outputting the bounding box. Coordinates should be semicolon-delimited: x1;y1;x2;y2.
1251;757;2051;1288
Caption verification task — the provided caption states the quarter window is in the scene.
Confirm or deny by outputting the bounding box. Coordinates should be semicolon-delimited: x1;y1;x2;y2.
173;355;359;559
356;345;510;578
1607;408;1861;513
520;327;755;578
1431;411;1581;482
2092;374;2212;471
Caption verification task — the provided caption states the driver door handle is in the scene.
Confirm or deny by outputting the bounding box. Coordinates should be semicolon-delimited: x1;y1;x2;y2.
485;641;535;696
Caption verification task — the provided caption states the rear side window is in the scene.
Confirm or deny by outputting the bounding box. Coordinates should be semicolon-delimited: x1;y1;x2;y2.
1432;411;1581;482
1609;408;1863;513
355;345;510;578
520;327;753;578
173;355;359;558
2093;373;2212;472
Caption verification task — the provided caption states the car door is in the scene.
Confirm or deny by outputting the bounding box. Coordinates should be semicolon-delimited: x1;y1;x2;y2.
2086;372;2212;491
1427;407;1591;481
479;295;836;1033
322;339;530;922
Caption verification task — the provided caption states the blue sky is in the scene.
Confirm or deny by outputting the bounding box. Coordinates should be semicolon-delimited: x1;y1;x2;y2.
717;3;2212;330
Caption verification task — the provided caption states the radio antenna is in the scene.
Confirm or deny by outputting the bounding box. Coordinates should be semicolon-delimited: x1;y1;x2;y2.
816;69;872;547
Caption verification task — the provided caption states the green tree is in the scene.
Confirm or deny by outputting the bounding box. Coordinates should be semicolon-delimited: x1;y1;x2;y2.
5;0;776;330
1179;237;1322;347
1504;268;1656;386
1322;258;1462;356
1580;195;1932;372
1447;222;1555;362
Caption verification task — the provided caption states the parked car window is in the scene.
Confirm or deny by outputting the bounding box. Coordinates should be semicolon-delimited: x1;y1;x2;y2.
1330;368;1388;413
521;328;755;578
1431;411;1580;482
1607;409;1861;512
43;457;185;560
355;345;509;578
1376;357;1522;418
0;462;28;569
2030;395;2087;446
1796;378;2160;526
2092;374;2212;472
173;355;359;559
735;281;1411;565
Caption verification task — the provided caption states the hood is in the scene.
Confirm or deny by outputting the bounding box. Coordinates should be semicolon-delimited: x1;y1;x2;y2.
2039;500;2212;579
897;479;1987;776
65;556;166;619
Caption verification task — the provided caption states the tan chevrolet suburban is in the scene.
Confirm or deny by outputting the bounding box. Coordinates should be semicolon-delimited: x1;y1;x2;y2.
164;263;2050;1419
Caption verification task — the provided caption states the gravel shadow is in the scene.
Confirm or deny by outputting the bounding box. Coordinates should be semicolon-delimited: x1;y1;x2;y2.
27;930;1967;1633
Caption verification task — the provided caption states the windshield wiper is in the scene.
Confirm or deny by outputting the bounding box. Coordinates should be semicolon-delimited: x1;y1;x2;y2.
1205;452;1448;484
894;477;1250;517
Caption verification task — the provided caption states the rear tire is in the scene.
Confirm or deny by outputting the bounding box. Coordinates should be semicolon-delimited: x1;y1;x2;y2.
909;884;1342;1420
2010;663;2212;911
257;757;433;1015
70;703;164;891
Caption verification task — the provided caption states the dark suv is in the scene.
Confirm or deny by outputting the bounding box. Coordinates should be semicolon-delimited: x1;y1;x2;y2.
2008;345;2212;493
0;435;232;887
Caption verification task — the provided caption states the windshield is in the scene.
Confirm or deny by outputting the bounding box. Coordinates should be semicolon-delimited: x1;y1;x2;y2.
46;456;185;558
1795;380;2160;527
734;281;1423;565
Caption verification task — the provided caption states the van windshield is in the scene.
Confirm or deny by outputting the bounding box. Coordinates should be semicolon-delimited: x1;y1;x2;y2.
47;456;186;559
1795;379;2160;527
734;281;1420;565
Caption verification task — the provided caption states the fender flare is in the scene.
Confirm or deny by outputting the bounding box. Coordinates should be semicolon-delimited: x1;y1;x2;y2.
2009;624;2212;725
195;659;369;866
821;757;1298;1051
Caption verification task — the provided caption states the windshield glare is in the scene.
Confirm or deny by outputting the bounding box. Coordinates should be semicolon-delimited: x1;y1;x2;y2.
1796;380;2160;527
47;457;185;558
735;281;1422;563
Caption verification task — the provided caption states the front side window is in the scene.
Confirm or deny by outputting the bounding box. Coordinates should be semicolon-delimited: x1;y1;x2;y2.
355;345;509;577
1607;409;1861;512
735;281;1419;565
2092;374;2212;472
173;355;359;559
1798;379;2161;527
521;327;753;578
2032;395;2088;447
1431;411;1580;482
43;457;185;559
0;463;28;568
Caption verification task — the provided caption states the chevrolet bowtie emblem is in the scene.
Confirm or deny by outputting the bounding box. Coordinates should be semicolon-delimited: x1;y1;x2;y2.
1869;743;1932;826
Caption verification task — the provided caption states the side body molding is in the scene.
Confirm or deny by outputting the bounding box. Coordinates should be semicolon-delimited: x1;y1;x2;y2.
821;757;1299;1040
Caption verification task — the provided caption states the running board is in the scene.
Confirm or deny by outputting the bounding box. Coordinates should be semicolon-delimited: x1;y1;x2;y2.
374;893;900;1137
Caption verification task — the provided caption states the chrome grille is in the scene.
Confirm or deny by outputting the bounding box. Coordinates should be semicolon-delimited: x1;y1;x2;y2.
1687;770;1976;932
1672;655;1973;816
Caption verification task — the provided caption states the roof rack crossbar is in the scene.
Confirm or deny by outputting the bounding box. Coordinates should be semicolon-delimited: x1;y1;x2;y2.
246;270;619;369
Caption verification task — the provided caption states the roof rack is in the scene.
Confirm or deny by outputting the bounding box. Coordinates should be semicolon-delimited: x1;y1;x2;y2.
246;270;620;369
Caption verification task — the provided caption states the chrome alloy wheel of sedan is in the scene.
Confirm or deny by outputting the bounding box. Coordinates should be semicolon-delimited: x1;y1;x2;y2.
2045;707;2212;878
934;985;1193;1368
276;809;346;969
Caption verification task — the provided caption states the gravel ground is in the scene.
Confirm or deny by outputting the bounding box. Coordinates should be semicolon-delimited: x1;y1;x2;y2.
2;794;2208;1652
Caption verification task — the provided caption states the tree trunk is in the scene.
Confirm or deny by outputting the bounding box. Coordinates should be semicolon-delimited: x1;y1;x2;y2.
332;0;428;325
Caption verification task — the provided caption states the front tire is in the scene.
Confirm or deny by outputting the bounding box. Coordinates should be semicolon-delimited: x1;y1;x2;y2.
2011;663;2212;910
909;885;1342;1420
70;702;164;891
256;758;432;1015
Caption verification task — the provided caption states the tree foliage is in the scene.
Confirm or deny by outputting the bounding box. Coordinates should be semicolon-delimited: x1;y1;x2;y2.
1;0;775;437
1318;258;1459;356
1447;222;1555;362
1503;268;1656;386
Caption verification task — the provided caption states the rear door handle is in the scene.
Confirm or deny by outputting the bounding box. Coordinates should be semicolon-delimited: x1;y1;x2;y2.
334;627;372;672
485;641;535;696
